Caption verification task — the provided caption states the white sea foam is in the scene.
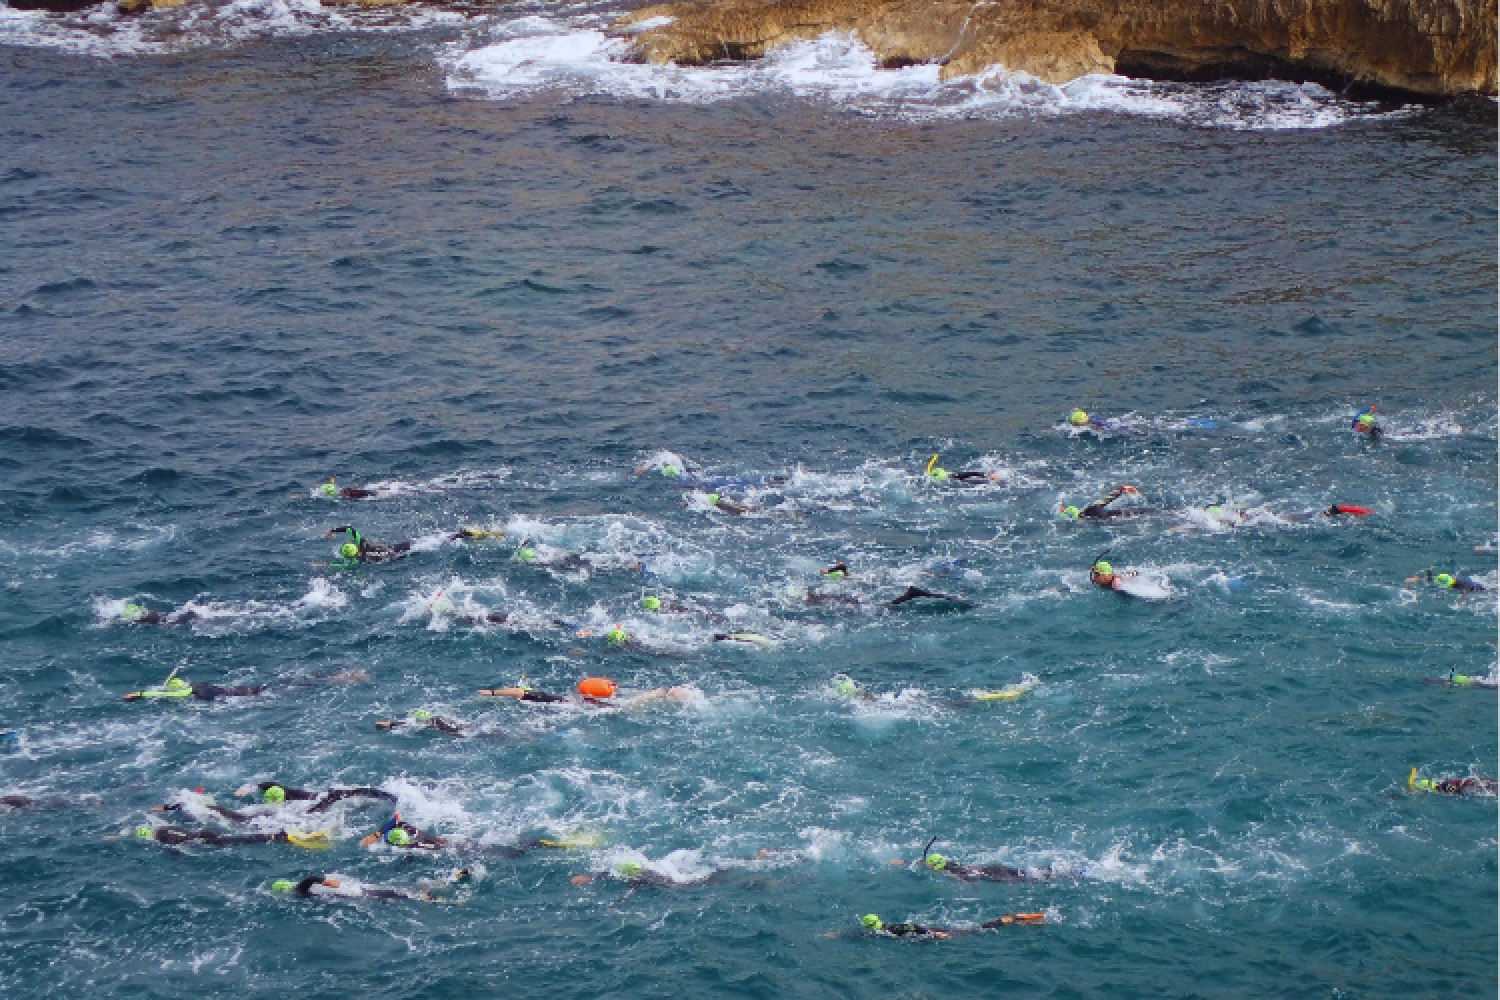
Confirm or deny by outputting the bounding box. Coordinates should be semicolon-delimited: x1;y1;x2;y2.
446;23;1409;131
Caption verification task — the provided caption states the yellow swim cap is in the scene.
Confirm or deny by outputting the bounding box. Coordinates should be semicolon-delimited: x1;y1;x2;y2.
1069;410;1089;426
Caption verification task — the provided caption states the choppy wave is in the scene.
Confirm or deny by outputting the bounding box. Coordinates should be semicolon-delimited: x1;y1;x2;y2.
446;21;1416;130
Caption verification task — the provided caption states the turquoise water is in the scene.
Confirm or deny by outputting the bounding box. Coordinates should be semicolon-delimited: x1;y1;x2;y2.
0;16;1496;999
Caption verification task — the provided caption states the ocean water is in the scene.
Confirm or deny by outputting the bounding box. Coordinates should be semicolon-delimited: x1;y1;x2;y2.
0;4;1496;997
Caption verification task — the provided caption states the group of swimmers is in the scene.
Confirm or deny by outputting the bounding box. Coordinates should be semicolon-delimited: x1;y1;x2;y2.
93;402;1494;931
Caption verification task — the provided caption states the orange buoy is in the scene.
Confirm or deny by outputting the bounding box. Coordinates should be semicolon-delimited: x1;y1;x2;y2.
577;677;617;698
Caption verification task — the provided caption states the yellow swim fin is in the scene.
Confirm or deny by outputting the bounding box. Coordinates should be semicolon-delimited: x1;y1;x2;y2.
462;528;505;539
287;831;333;849
538;833;605;849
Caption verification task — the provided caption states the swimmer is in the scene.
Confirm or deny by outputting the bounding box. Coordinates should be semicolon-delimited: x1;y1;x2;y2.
327;526;502;566
637;594;708;616
232;782;395;812
272;871;465;902
1408;769;1497;796
858;911;1045;939
697;492;753;516
1059;485;1153;521
902;838;1060;883
1066;409;1116;432
1405;568;1487;592
1351;405;1384;439
359;814;447;851
117;603;199;626
805;586;972;610
924;455;1000;485
821;561;851;579
134;824;325;848
512;543;641;574
316;478;381;500
375;709;468;734
1424;669;1498;689
1089;554;1136;592
477;679;687;708
123;675;265;702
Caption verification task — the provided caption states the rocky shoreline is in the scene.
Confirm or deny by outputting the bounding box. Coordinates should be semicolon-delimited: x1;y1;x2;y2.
617;0;1496;98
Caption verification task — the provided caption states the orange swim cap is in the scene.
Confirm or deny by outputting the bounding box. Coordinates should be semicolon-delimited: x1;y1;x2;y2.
577;677;617;698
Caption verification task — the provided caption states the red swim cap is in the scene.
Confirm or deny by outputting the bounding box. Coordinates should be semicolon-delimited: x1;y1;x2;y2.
577;677;617;698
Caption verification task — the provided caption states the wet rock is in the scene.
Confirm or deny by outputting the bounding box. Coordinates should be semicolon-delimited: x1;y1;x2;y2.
618;0;1498;97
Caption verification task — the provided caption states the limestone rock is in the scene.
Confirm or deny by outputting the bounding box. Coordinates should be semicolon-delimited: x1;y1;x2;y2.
618;0;1498;97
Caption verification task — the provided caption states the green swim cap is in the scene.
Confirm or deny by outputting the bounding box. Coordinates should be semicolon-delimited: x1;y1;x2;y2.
826;569;845;579
1452;673;1472;686
1435;573;1455;588
517;548;537;562
1357;413;1375;425
605;626;629;646
122;603;145;622
319;482;338;496
262;785;285;804
1093;561;1113;576
835;680;857;697
1413;778;1435;791
1069;410;1089;426
617;861;643;877
412;709;432;722
166;677;190;690
1061;506;1080;520
340;542;359;560
640;596;662;612
135;825;155;839
387;828;412;846
661;466;680;478
930;467;949;482
1206;505;1223;517
861;914;883;930
925;853;947;870
271;879;295;892
706;494;720;506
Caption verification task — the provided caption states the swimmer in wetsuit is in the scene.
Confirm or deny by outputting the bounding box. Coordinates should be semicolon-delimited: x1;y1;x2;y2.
1351;405;1384;439
907;839;1060;882
272;872;465;902
123;676;266;702
1060;485;1153;521
1406;568;1487;593
118;603;200;626
327;526;502;566
1425;669;1498;689
233;782;395;812
375;709;470;734
924;455;1001;485
859;911;1045;939
135;824;319;847
805;586;972;610
1409;769;1497;796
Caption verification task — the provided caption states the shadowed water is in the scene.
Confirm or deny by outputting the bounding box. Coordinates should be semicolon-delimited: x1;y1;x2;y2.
0;23;1495;1000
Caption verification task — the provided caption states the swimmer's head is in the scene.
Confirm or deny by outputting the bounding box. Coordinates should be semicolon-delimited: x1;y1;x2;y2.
165;677;190;691
1206;505;1224;518
412;709;432;722
262;785;286;804
660;466;680;478
706;493;720;507
431;596;454;616
1069;410;1089;426
271;879;295;892
1412;777;1435;792
835;679;857;697
1060;506;1080;520
516;548;537;562
825;569;845;579
925;853;948;870
1356;413;1375;426
861;914;883;931
340;543;359;560
121;603;146;622
387;828;412;846
1435;573;1456;588
640;596;662;612
929;466;949;482
319;481;338;497
616;861;643;878
605;625;629;646
135;825;154;839
1093;560;1113;577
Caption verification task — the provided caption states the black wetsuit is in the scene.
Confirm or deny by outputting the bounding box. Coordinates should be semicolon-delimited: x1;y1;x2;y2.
1079;486;1153;519
934;861;1049;883
129;610;200;626
874;915;1038;938
192;683;266;701
1434;777;1497;795
150;825;290;846
1450;578;1487;593
382;820;447;850
806;586;970;610
293;875;409;900
247;782;395;811
517;689;567;704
